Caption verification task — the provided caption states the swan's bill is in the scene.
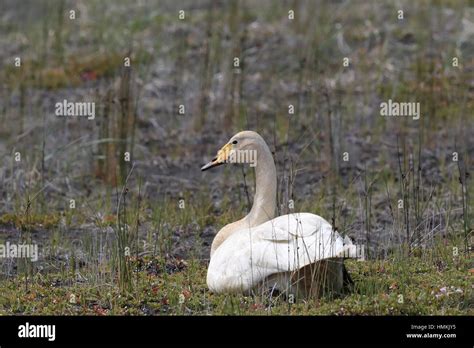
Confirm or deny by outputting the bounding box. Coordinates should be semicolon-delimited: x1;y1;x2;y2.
201;143;232;171
201;158;224;171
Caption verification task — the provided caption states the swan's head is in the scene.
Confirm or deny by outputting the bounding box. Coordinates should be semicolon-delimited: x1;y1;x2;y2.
201;131;264;171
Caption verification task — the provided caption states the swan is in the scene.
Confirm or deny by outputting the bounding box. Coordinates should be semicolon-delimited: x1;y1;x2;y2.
201;131;356;298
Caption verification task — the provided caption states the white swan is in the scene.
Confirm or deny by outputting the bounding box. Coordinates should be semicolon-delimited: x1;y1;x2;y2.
201;131;356;298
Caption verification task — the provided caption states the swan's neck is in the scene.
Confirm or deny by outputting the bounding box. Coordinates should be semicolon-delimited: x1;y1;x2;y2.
211;141;276;256
244;145;277;226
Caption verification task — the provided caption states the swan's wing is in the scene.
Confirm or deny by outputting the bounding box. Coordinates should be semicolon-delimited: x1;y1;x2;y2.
207;213;356;293
259;212;330;240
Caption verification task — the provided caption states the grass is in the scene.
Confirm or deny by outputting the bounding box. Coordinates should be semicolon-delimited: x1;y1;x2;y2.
0;186;471;315
0;245;471;315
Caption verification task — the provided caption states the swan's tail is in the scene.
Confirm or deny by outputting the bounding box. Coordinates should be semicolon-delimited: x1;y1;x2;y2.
334;235;359;259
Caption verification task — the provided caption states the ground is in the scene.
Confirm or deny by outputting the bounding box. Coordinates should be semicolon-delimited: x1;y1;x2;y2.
0;253;471;315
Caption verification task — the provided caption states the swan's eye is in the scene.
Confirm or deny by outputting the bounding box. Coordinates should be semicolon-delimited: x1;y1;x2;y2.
232;140;238;144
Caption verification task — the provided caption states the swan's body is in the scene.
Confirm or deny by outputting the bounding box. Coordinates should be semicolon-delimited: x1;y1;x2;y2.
208;213;355;296
201;131;355;297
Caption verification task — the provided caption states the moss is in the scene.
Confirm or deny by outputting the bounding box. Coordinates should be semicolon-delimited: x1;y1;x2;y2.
2;50;151;90
0;212;60;229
